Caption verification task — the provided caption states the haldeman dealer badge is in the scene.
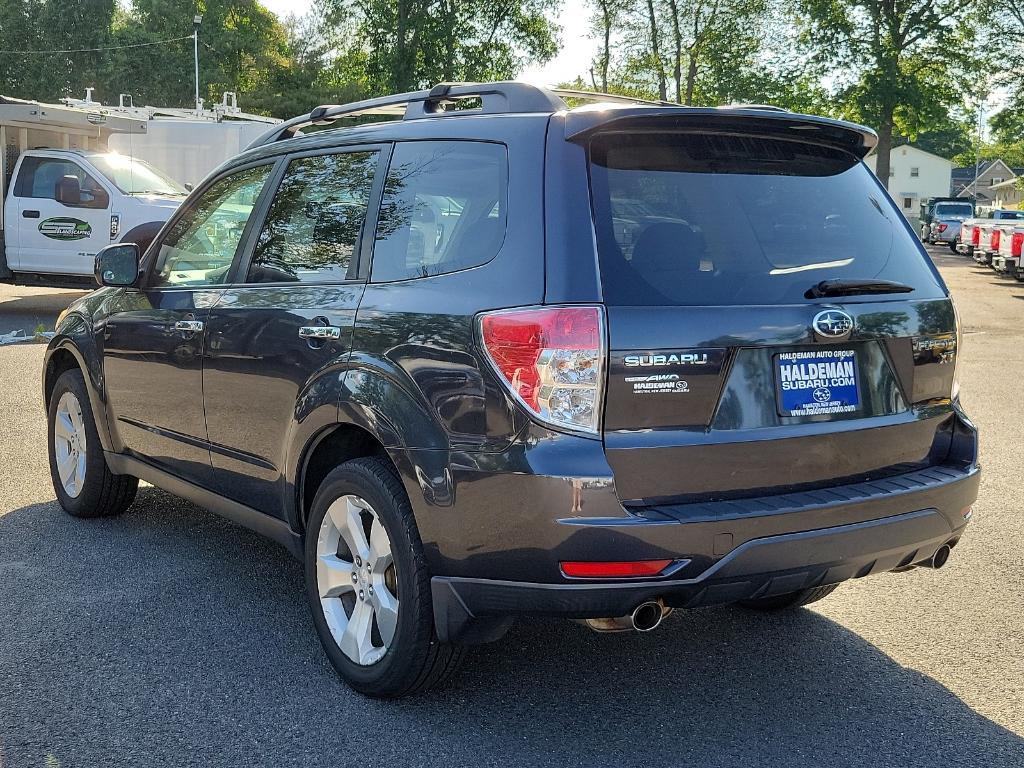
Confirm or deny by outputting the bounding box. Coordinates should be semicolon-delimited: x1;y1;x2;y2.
39;217;92;241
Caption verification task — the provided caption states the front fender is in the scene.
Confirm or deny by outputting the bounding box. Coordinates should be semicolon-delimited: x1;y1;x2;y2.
44;327;113;453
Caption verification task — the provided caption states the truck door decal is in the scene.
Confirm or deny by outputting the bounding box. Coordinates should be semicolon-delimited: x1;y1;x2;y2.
39;217;93;241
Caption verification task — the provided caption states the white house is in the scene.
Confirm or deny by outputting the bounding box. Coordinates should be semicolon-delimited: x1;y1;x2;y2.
865;144;954;225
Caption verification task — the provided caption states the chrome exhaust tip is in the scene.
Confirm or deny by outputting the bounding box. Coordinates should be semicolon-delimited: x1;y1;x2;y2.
631;601;666;632
929;543;952;569
577;599;672;633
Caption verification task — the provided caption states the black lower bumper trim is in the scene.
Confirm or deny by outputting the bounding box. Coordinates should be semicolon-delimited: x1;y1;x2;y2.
432;508;965;643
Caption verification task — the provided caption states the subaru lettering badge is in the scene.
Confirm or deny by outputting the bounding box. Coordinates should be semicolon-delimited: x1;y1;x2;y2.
812;309;854;340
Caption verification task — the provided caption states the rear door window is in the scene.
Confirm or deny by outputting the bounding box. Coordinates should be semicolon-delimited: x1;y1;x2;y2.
589;133;945;306
371;141;507;282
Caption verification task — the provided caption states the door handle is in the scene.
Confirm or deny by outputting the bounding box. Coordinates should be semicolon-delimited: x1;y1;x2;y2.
298;325;341;340
22;210;39;219
174;320;204;333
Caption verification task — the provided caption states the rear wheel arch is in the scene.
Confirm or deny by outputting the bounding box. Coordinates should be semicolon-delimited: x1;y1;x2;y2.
298;423;398;531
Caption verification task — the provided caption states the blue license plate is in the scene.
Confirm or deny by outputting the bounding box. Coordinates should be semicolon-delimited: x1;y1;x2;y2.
775;350;860;417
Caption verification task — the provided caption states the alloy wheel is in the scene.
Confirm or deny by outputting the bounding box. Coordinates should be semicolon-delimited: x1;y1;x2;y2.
53;391;87;498
316;494;399;666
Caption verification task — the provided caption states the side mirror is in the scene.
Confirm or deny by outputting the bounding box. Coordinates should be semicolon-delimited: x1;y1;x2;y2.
184;182;194;192
94;243;140;287
56;175;82;206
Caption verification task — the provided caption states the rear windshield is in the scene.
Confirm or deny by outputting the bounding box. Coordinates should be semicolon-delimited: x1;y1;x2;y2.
589;132;945;306
934;203;973;218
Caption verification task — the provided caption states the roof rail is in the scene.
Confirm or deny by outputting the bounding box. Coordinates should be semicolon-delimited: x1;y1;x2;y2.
248;81;565;148
546;88;672;107
722;103;789;113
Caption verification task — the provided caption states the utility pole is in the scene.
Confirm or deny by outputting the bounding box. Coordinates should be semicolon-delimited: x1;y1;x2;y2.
193;14;203;113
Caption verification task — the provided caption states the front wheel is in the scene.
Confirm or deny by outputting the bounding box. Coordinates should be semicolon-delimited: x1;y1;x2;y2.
47;369;138;517
739;583;840;611
304;457;464;697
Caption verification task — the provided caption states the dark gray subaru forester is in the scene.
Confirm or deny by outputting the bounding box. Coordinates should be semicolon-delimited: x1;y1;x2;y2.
43;82;979;697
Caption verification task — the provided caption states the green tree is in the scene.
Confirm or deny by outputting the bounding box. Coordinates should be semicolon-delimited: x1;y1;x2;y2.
797;0;981;188
583;0;826;110
106;0;290;109
325;0;561;94
0;0;116;101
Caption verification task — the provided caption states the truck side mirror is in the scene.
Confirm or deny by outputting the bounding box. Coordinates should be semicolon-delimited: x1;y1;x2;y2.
56;175;82;206
95;243;140;287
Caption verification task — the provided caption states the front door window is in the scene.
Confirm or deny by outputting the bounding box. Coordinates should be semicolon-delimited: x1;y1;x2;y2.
150;165;272;288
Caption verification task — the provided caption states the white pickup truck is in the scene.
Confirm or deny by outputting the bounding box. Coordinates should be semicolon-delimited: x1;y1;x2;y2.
1;149;185;288
1;95;190;289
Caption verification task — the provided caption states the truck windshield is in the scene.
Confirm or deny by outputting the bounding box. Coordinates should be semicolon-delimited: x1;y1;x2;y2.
934;203;973;217
588;131;945;306
90;154;187;196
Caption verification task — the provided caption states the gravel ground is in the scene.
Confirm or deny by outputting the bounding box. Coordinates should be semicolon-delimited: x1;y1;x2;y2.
1;249;1022;767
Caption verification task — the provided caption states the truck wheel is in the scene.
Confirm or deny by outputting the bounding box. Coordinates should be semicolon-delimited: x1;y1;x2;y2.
950;241;958;253
304;457;464;697
48;369;138;517
739;583;839;611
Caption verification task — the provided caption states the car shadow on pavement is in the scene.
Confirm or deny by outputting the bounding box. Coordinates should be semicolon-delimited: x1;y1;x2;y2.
1;489;1021;768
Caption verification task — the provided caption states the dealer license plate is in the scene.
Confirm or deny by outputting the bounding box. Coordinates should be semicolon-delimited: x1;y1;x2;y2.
775;350;860;417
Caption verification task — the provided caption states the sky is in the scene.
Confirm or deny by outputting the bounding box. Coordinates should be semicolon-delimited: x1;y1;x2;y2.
257;0;597;87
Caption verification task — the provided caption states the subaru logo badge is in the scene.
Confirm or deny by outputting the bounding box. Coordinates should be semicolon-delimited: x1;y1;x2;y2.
812;309;854;340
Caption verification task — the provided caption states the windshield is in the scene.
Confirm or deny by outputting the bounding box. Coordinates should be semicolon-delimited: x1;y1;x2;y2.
934;203;973;218
588;132;945;306
90;153;187;196
994;210;1024;220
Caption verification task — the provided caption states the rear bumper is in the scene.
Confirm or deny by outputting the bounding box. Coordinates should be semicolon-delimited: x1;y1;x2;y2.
993;256;1018;273
433;501;971;641
431;461;979;642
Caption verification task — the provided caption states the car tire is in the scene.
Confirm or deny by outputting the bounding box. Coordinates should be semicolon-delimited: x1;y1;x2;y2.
739;583;839;611
304;456;464;698
48;369;138;518
950;241;959;253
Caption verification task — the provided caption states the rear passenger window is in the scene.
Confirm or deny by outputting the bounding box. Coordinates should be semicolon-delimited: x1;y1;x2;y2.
248;151;378;283
371;141;507;282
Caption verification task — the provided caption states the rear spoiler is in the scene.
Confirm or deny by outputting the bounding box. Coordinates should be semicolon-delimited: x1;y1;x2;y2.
563;106;878;159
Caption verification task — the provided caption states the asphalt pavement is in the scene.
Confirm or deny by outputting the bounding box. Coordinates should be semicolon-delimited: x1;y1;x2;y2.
1;250;1022;767
0;283;87;337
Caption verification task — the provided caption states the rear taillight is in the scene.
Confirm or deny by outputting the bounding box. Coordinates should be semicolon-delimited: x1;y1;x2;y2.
1012;232;1024;258
479;306;605;435
972;227;981;245
991;230;1001;250
937;223;948;233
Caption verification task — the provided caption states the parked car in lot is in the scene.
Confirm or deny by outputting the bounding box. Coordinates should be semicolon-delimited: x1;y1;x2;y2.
920;198;974;251
43;82;979;698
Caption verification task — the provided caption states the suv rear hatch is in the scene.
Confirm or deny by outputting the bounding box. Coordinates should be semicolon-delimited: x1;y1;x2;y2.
580;114;959;505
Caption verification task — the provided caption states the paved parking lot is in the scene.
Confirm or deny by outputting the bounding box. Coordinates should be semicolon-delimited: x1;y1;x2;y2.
0;284;86;337
1;250;1023;767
